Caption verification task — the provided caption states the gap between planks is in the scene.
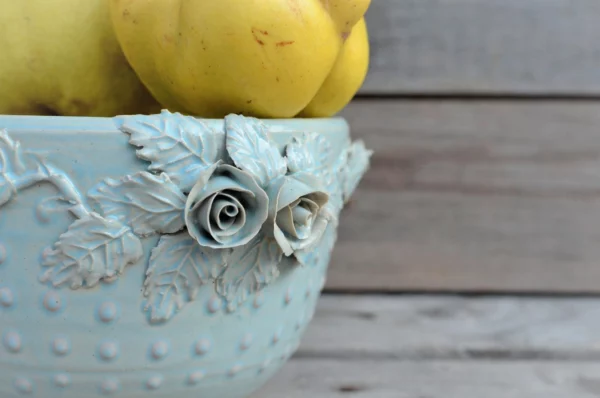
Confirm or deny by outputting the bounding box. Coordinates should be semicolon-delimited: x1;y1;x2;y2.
252;295;600;397
296;295;600;361
255;359;600;398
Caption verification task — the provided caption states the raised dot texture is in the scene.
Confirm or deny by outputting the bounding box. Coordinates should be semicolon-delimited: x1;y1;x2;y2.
319;275;326;291
97;302;117;323
52;337;70;356
4;331;22;353
100;378;120;395
43;291;62;312
195;338;211;356
146;375;163;390
304;281;312;298
259;359;272;374
151;340;169;360
188;370;205;385
253;293;263;309
98;342;119;361
0;243;6;265
307;306;316;320
207;296;221;313
14;377;33;394
35;201;49;224
54;373;70;388
295;313;304;331
282;345;292;360
228;364;242;377
240;334;253;351
284;288;293;305
0;287;14;307
272;330;282;345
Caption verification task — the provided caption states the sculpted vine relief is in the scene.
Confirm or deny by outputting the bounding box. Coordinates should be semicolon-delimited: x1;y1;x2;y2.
0;111;371;323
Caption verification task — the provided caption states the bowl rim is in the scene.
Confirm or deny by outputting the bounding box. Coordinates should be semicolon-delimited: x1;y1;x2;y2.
0;114;349;136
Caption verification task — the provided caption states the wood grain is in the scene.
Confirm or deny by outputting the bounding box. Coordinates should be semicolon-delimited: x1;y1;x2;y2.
361;0;600;95
255;359;600;398
253;296;600;397
329;100;600;292
298;295;600;360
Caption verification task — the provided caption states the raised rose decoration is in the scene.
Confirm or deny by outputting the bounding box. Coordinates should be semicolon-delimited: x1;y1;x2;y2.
0;111;372;323
266;174;331;256
185;162;269;249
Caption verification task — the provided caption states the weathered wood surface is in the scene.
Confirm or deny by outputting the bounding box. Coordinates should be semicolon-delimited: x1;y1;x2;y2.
328;99;600;292
297;295;600;360
253;295;600;397
361;0;600;95
257;360;600;398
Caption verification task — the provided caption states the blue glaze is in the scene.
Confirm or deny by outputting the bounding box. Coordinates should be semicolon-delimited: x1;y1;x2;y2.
0;286;14;308
53;373;71;388
0;242;6;264
51;336;71;357
239;334;253;352
41;291;63;314
0;112;370;398
150;340;170;360
96;301;119;324
3;330;22;353
187;370;206;385
194;337;211;357
14;377;34;395
97;341;119;362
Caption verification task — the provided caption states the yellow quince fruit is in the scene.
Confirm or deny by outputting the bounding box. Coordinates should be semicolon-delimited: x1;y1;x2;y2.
300;17;369;117
110;0;370;118
0;0;159;116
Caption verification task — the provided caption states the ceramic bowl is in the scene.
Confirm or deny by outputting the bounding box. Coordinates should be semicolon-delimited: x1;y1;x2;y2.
0;111;370;398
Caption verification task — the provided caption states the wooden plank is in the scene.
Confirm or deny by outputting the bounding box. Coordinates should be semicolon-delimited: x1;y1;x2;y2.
361;0;600;95
329;100;600;292
255;359;600;398
252;295;600;397
297;295;600;360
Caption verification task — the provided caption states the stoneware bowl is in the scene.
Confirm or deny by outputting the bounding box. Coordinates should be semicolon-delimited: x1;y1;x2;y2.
0;111;370;398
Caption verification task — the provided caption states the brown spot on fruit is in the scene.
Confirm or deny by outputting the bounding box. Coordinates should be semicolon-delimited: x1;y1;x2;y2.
247;100;253;104
122;9;130;18
276;40;295;47
341;31;351;41
251;28;267;46
287;0;304;20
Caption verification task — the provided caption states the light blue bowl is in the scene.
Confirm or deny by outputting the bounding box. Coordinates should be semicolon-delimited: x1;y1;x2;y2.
0;112;370;398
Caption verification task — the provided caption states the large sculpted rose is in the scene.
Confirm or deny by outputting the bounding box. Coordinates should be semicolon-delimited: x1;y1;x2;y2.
185;163;268;249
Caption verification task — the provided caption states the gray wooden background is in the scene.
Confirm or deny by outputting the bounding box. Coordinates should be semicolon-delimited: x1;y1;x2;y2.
329;0;600;293
359;0;600;96
256;1;600;396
